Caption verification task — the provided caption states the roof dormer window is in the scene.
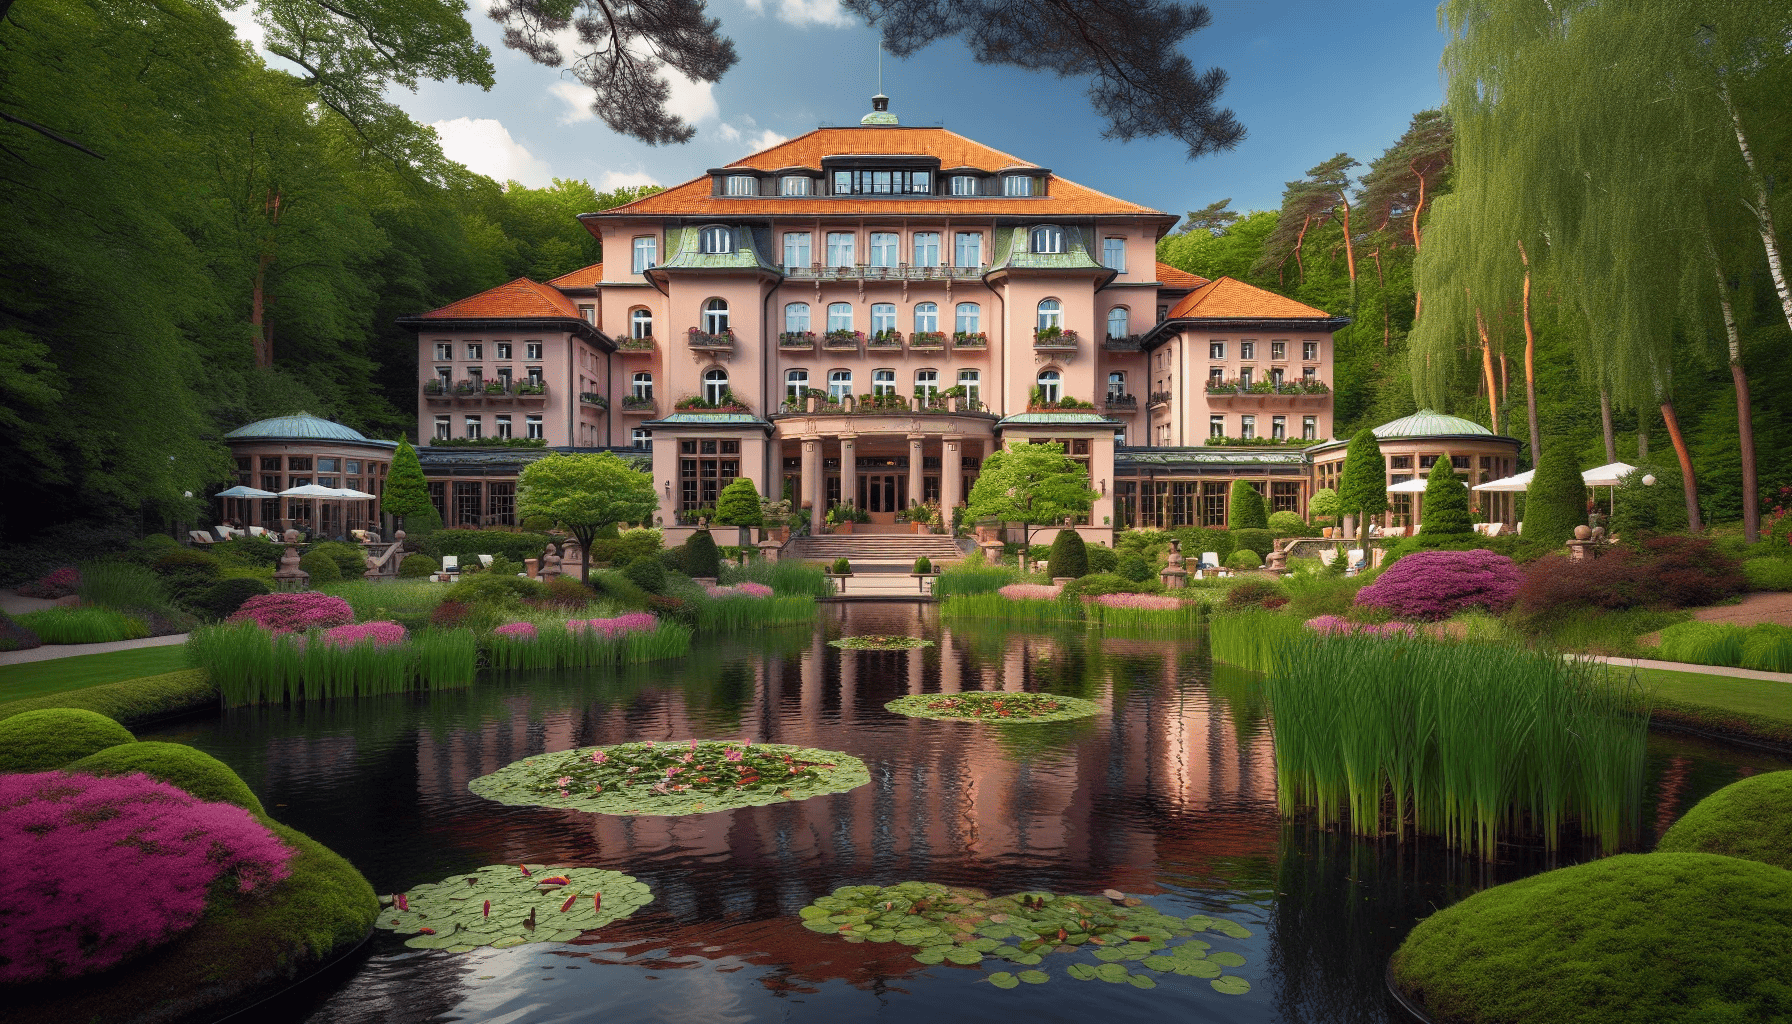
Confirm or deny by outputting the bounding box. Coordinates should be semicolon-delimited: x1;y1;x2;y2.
949;175;979;196
779;175;812;196
1003;175;1040;197
832;169;932;195
1030;225;1065;254
723;175;757;196
700;225;734;254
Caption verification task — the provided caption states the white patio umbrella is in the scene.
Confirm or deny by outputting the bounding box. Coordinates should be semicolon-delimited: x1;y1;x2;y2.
1386;478;1430;493
278;484;360;537
216;485;279;498
1472;470;1535;492
1580;462;1637;487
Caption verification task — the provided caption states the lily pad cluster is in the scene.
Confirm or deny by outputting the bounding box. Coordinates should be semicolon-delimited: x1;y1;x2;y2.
797;883;1252;994
884;692;1101;724
374;864;652;951
468;740;870;816
830;635;934;650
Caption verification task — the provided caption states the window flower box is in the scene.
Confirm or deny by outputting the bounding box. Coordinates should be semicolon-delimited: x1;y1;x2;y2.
515;382;546;399
856;393;908;413
618;336;655;353
452;380;481;396
687;328;736;351
579;392;609;408
867;330;903;350
952;331;988;350
674;392;750;414
1033;327;1079;350
484;380;507;395
620;396;657;415
823;330;862;351
422;380;447;396
909;331;946;350
1104;393;1137;411
778;331;817;350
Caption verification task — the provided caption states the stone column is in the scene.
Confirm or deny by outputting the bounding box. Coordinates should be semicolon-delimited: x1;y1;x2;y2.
839;435;857;513
940;438;963;516
801;437;821;512
907;434;925;509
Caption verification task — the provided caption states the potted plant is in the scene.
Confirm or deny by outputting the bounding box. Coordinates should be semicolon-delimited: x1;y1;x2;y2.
825;556;852;593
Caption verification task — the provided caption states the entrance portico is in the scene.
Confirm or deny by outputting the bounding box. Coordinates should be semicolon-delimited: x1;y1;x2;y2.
775;410;998;525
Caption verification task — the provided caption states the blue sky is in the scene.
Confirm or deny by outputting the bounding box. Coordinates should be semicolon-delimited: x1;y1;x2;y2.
231;0;1450;221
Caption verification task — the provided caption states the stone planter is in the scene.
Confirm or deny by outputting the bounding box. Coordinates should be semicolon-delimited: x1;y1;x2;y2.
832;522;854;535
910;571;941;594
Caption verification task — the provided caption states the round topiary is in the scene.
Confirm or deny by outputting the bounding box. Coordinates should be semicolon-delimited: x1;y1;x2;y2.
1231;528;1276;559
1390;852;1792;1024
399;553;439;578
1046;529;1088;578
152;547;222;599
1421;458;1475;536
832;557;852;575
1225;549;1262;571
1118;554;1153;583
0;709;135;772
1085;545;1118;574
1309;487;1340;521
309;541;367;579
622;554;667;594
684;529;721;578
1267;510;1305;535
66;741;265;815
1656;770;1792;870
193;576;271;620
912;556;932;574
298;549;342;584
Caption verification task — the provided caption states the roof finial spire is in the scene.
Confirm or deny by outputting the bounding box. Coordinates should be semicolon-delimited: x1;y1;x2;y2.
862;43;898;125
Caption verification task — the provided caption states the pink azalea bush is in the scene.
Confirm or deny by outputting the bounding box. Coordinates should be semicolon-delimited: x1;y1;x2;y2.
1354;549;1523;621
17;567;79;599
1092;593;1185;610
0;772;292;984
567;613;658;638
998;583;1063;601
1305;615;1420;638
492;622;538;640
702;582;774;599
227;592;353;633
320;620;406;648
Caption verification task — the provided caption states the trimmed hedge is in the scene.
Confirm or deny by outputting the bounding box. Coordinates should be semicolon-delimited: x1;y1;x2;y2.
398;553;439;578
1225;549;1263;570
67;741;265;815
622;555;667;594
0;670;217;729
417;529;553;564
0;609;42;652
1743;557;1792;592
1118;555;1153;583
1657;771;1792;870
1085;545;1118;574
684;530;721;578
0;708;135;773
1231;528;1275;559
1046;529;1088;578
1228;479;1268;530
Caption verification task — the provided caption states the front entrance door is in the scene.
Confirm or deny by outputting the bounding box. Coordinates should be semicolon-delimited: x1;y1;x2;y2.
857;474;904;513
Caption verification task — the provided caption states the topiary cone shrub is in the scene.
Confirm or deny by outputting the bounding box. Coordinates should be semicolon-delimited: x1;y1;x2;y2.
1046;529;1088;578
832;557;852;575
1524;445;1586;547
684;529;721;579
0;771;293;984
1354;549;1522;620
1420;458;1474;536
1228;480;1268;530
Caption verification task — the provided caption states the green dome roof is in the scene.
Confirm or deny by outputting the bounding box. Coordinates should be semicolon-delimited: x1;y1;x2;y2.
1372;409;1493;438
223;413;373;443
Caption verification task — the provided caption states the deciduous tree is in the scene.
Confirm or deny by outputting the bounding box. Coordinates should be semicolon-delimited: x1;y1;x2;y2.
517;453;658;583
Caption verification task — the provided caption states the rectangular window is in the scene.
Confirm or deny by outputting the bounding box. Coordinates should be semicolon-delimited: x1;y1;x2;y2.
950;175;978;196
1271;341;1286;360
1272;482;1300;513
954;232;981;267
1303;340;1319;361
261;474;281;492
779;175;812;196
1391;455;1413;469
345;460;361;474
526;414;543;440
783;232;811;269
434;342;453;360
493;342;510;360
467;366;482;387
632;428;652;449
526;342;543;360
869;232;898;267
1452;455;1472;469
633;236;657;273
1270;368;1284;386
1419;455;1438;469
487;482;515;527
1239;367;1253;387
578;305;594;324
526;367;543;385
1303;365;1318;381
436;367;452;387
466;343;482;360
1202;482;1228;527
317;475;339;488
495;415;512;439
1209;367;1225;383
827;232;854;267
434;415;451;440
1002;175;1036;196
287;457;311;471
428;481;446;524
1210;415;1225;439
464;416;482;439
1102;237;1126;271
316;458;339;472
831;170;850;195
832;169;933;195
1241;415;1256;439
1240;341;1255;360
723;175;756;196
912;232;940;267
1209;341;1225;359
453;482;481;528
1272;415;1286;440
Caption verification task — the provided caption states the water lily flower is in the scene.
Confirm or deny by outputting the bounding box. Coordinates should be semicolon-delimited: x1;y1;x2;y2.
557;776;572;788
396;893;409;911
560;891;579;912
591;750;608;764
519;865;532;877
592;893;602;913
483;900;491;918
724;748;743;762
418;927;436;935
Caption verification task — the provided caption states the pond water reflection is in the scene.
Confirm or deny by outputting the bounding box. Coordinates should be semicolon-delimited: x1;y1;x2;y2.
142;604;1789;1024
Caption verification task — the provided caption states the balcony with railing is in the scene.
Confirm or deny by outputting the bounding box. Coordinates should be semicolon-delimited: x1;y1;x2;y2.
1204;378;1332;406
909;331;947;351
778;331;817;351
620;396;657;416
617;336;655;354
1103;334;1144;352
866;330;903;352
687;328;736;352
952;331;988;351
579;392;609;410
783;263;986;282
1148;390;1174;409
1033;327;1080;352
822;330;862;352
1104;393;1138;412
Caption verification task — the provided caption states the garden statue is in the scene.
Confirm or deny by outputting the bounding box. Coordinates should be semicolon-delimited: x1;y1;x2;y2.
540;543;562;579
1161;539;1188;590
274;544;309;593
363;550;381;579
1566;524;1596;561
283;528;301;544
1266;546;1288;573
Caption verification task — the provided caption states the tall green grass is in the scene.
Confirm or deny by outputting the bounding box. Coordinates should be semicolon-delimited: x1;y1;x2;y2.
1264;634;1648;857
1656;621;1747;668
1741;624;1792;673
695;595;817;631
78;559;172;614
190;622;477;705
320;579;450;621
1086;600;1207;633
940;594;1076;625
718;560;832;598
15;606;150;644
934;564;1021;597
1208;609;1308;672
484;622;692;670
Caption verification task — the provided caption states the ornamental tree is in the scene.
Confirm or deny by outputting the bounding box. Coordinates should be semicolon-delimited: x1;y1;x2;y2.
713;477;763;551
1336;428;1388;535
1309;486;1340;522
517;453;658;584
1228;479;1268;529
1421;458;1474;536
381;438;433;532
1525;444;1587;549
964;442;1099;553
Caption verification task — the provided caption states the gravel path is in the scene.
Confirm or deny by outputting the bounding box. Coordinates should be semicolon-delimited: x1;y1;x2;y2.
1688;592;1792;628
0;633;189;667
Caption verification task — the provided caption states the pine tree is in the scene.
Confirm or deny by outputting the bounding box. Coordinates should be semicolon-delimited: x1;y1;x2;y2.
381;438;432;531
1337;428;1389;532
1420;458;1474;536
1227;479;1268;529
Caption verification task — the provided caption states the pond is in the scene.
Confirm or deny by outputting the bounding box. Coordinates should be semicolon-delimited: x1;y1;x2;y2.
141;605;1789;1024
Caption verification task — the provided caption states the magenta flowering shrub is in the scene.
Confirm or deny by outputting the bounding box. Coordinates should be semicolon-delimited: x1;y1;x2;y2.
1092;593;1184;610
18;567;79;599
1354;549;1523;621
1305;615;1419;638
493;622;538;640
226;592;353;633
0;771;291;984
702;582;774;599
319;620;406;648
567;613;658;638
998;583;1063;601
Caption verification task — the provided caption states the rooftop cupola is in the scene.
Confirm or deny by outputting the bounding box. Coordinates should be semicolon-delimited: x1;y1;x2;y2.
860;93;898;126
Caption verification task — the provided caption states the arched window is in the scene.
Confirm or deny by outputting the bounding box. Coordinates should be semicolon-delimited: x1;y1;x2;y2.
703;298;729;334
1107;371;1126;398
955;302;981;335
958;369;981;403
872;368;896;396
827;302;852;332
913;302;939;332
631;308;653;339
1037;298;1063;332
1030;225;1064;254
1036;369;1062;404
915;369;940;398
828;369;853;401
785;368;808;401
702;367;730;405
632;372;653;400
1106;306;1129;340
871;303;896;335
700;225;733;254
785;302;810;333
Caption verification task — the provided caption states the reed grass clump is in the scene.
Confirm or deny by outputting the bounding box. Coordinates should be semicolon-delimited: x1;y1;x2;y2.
940;594;1078;626
1656;621;1746;667
718;560;832;598
1264;634;1649;857
320;580;448;621
190;622;477;706
1741;624;1792;673
1207;609;1308;672
1085;597;1205;634
483;621;691;671
15;606;150;644
695;595;817;632
934;563;1019;598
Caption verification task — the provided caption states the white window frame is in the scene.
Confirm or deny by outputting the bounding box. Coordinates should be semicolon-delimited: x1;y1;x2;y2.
785;302;811;333
464;415;482;440
1036;298;1063;332
434;342;453;360
632;427;652;449
1241;415;1257;439
434;415;451;440
1241;341;1256;360
526;414;543;440
955;302;980;334
912;232;940;267
1209;341;1225;359
827;302;852;332
466;342;483;360
872;368;896;396
702;367;730;404
785;369;809;401
703;298;729;334
779;175;812;196
1030;225;1064;254
826;232;854;267
1271;340;1287;360
526;342;543;360
1239;367;1253;388
913;302;938;332
783;231;811;269
915;368;939;398
723;175;756;196
630;308;652;339
631;372;653;400
1303;340;1320;360
1272;415;1287;440
1102;237;1127;271
869;232;898;267
1106;307;1129;339
949;175;978;196
495;415;512;439
954;232;981;268
1303;415;1318;440
700;225;733;254
1209;415;1225;439
958;369;981;402
870;303;896;334
1036;369;1062;404
1108;371;1126;397
828;369;853;401
632;236;656;273
1003;175;1036;196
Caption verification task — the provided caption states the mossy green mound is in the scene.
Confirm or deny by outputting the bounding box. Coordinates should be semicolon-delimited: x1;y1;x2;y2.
66;741;265;815
469;740;869;815
374;865;652;951
1390;853;1792;1024
0;669;217;729
0;707;135;772
1657;770;1792;870
884;692;1101;724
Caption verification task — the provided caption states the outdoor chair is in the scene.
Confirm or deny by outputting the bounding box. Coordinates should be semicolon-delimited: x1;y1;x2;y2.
477;554;494;568
247;525;271;538
440;554;460;581
187;530;216;545
1345;549;1366;575
1201;552;1220;570
1318;549;1338;568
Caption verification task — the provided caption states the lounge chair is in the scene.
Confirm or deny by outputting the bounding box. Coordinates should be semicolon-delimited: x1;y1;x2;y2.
440;554;460;581
188;530;216;545
1345;549;1366;575
1201;551;1220;569
1318;548;1338;567
247;525;271;538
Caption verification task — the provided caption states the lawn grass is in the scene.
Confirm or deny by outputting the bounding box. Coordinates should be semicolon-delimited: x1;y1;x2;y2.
0;670;217;727
0;644;188;700
1622;664;1792;745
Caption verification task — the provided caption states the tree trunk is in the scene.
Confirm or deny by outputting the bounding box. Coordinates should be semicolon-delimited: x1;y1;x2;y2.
250;189;283;369
1599;388;1617;463
1712;259;1759;542
1517;240;1541;461
1472;303;1499;433
1637;415;1650;461
1722;84;1792;335
1291;214;1312;285
1658;402;1701;533
1338;193;1357;303
1410;158;1428;319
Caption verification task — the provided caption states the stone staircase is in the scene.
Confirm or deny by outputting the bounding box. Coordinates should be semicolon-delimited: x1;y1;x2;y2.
785;534;965;570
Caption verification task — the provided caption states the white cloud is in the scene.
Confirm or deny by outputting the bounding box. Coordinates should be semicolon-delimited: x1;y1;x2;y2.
220;5;268;53
664;73;719;124
429;118;555;187
599;170;661;191
745;128;790;151
742;0;853;28
548;81;595;124
716;122;742;143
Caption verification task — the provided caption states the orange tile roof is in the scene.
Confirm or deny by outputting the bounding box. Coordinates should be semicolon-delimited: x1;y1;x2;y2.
594;127;1166;219
1167;277;1332;319
546;262;602;288
1155;261;1207;290
417;277;581;320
